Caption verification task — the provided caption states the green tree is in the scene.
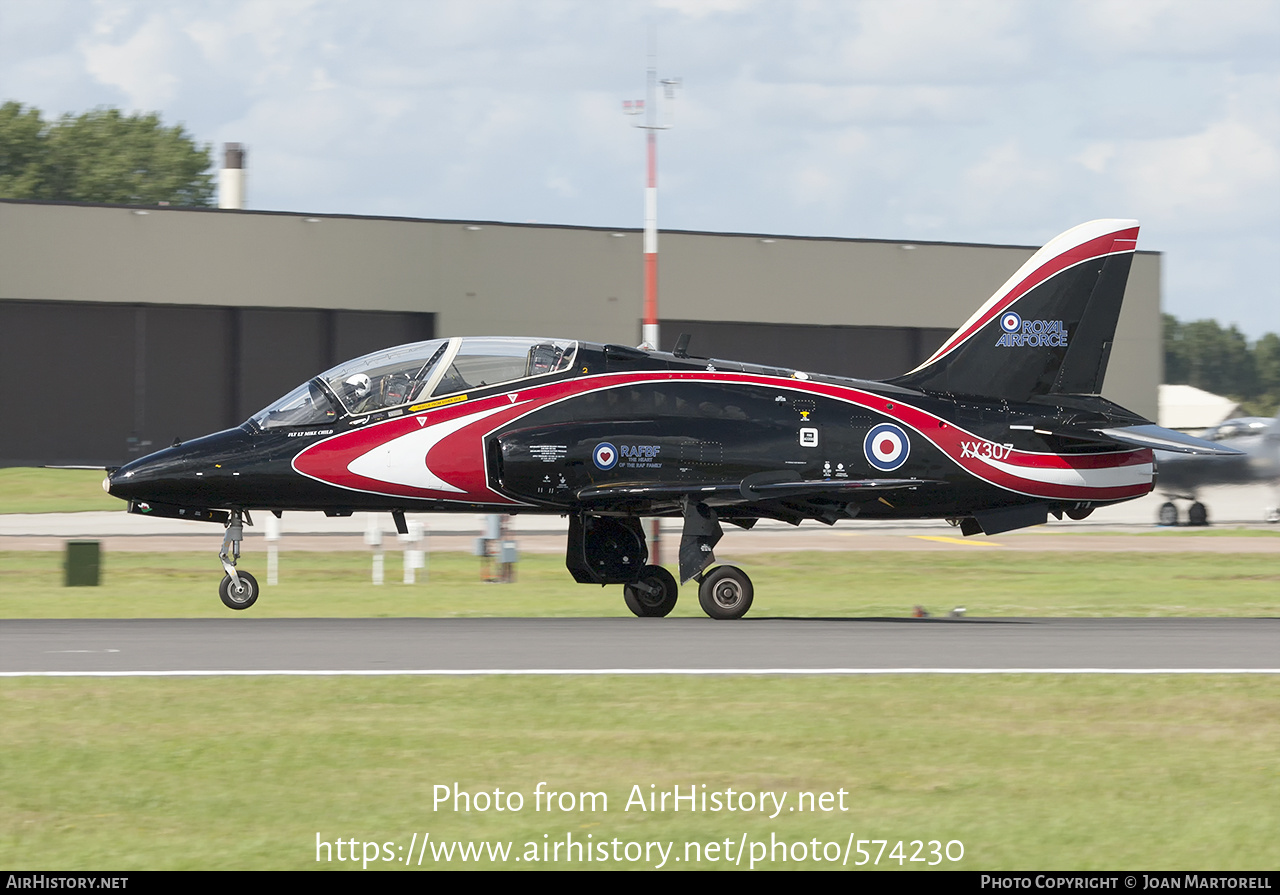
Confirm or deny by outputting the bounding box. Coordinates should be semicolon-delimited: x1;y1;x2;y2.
0;102;48;196
1252;332;1280;411
1163;313;1188;384
1164;313;1279;413
0;101;214;207
1171;318;1255;398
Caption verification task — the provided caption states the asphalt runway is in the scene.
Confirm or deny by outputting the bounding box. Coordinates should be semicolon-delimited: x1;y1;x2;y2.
3;617;1277;675
4;486;1279;676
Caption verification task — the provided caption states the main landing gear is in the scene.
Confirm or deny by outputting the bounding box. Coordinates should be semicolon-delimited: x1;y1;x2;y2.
218;510;259;610
623;565;679;617
566;510;758;620
618;562;757;620
1158;500;1209;527
696;565;754;620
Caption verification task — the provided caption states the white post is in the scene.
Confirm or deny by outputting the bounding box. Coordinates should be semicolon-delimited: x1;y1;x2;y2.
401;520;425;584
265;513;281;586
365;514;384;585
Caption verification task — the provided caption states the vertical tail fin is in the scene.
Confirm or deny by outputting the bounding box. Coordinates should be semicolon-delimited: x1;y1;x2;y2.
890;220;1140;402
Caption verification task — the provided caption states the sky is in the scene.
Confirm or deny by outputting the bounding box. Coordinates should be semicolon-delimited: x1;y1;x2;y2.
2;0;1279;336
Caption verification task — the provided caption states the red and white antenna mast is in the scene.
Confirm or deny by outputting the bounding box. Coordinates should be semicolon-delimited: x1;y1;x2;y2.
624;41;680;350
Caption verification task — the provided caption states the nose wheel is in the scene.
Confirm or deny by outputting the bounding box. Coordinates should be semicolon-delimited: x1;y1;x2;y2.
217;510;258;610
697;565;754;620
219;570;260;610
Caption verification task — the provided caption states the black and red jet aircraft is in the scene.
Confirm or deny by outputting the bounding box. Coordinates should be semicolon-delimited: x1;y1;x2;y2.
105;219;1236;618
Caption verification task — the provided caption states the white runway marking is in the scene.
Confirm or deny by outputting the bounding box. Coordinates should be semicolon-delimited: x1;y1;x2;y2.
43;649;120;654
3;668;1279;678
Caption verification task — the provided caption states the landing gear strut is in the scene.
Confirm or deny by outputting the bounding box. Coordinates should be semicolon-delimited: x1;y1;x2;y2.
218;510;259;610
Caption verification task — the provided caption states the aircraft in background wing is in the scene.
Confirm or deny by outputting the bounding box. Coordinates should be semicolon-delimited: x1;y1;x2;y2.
105;219;1238;618
1152;414;1280;526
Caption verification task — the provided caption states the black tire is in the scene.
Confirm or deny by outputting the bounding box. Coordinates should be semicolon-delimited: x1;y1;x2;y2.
623;565;678;617
1188;502;1209;527
1157;502;1178;526
219;571;259;610
698;566;754;620
1065;506;1093;521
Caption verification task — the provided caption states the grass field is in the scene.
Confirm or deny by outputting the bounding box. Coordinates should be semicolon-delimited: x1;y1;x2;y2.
1;674;1276;870
3;548;1279;619
0;468;120;514
4;468;1278;871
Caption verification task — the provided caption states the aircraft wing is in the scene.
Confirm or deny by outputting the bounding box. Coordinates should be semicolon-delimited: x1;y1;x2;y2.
577;474;944;582
576;476;940;504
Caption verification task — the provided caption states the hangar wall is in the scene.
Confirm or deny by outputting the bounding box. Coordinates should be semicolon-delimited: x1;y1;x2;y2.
0;300;433;466
0;200;1161;465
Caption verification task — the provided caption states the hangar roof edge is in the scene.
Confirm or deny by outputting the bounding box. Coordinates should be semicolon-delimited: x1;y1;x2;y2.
0;197;1161;256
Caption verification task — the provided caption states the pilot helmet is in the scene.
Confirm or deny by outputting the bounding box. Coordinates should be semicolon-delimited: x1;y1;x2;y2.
344;373;372;397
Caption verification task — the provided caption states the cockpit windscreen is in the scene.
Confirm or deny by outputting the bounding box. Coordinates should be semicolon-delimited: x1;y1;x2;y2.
249;337;577;429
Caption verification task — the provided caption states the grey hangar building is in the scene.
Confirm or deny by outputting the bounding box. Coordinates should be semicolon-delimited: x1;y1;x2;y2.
0;199;1161;467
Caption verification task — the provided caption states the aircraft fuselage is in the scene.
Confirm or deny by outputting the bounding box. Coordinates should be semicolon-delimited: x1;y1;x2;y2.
109;344;1153;523
107;219;1228;618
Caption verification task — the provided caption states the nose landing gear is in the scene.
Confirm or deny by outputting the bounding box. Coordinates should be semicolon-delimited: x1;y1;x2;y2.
219;570;260;610
218;510;259;610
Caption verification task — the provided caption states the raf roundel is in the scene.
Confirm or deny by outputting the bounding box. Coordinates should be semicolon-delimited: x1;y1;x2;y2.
1000;310;1022;333
593;442;618;471
864;423;910;471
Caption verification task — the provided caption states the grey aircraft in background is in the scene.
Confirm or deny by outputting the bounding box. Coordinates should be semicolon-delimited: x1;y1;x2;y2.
1154;415;1280;525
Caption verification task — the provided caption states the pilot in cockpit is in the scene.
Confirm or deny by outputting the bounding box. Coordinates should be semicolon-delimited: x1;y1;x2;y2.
342;373;375;413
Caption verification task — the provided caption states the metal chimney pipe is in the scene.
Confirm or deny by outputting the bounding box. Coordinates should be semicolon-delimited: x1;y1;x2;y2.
219;143;246;210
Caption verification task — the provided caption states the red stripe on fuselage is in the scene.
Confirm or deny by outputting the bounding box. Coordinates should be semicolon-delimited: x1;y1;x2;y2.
290;371;1152;505
293;397;541;503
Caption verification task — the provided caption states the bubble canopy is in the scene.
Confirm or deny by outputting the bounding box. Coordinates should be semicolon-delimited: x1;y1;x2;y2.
249;337;577;429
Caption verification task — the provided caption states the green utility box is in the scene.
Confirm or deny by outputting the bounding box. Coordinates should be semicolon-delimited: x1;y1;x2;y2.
64;540;101;587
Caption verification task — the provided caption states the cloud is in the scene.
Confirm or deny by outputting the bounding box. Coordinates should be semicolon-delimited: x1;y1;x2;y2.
1062;0;1280;60
1114;117;1280;228
78;11;187;110
1;0;1278;333
655;0;756;18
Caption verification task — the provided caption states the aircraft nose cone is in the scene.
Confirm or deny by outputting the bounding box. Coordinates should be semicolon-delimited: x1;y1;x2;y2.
105;458;154;502
105;426;261;506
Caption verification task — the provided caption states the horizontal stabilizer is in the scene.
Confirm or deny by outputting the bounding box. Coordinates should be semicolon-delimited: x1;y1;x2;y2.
1093;425;1243;456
